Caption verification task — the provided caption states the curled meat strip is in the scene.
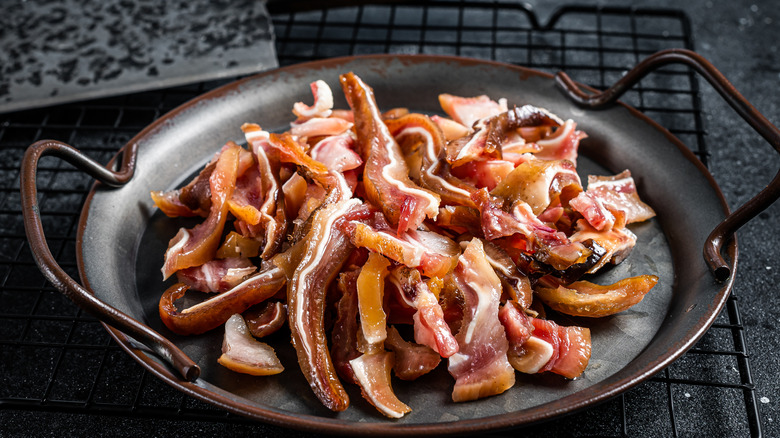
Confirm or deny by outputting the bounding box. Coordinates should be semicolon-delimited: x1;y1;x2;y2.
151;190;201;218
569;190;615;231
445;119;502;167
276;198;362;412
175;257;256;293
385;113;477;208
263;130;329;181
581;170;656;225
158;263;286;335
498;303;591;378
243;300;287;338
535;274;659;318
293;79;334;120
309;132;362;172
500;302;552;374
218;314;284;376
240;124;289;258
344;253;412;419
341;72;440;233
448;239;515;402
290;117;353;138
227;164;264;226
446;105;562;168
158;144;254;219
151;159;215;218
530;317;591;378
349;352;411;419
498;301;534;348
346;212;459;279
174;159;215;215
534;119;586;164
486;105;562;155
282;172;309;218
263;130;353;202
162;142;241;279
390;267;459;358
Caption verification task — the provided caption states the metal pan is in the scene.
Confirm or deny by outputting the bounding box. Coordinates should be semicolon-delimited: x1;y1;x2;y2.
20;51;780;435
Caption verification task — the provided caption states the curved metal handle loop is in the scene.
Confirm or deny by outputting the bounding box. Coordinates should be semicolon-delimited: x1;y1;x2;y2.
20;140;200;381
555;48;780;282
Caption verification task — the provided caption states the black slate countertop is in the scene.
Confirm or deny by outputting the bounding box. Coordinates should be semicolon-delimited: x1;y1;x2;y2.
1;1;778;436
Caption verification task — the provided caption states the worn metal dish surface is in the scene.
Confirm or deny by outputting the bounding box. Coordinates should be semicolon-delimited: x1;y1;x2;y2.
76;55;733;435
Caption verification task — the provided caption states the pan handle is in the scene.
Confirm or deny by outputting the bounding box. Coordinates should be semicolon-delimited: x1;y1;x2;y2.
555;48;780;282
20;140;200;382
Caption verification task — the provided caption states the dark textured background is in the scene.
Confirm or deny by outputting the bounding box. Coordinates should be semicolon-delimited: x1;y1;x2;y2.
1;0;778;436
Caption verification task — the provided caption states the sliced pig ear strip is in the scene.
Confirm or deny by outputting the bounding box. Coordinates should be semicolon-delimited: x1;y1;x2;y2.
555;48;780;282
20;140;200;382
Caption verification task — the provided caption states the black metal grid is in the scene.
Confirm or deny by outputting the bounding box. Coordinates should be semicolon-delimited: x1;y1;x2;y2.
0;2;762;436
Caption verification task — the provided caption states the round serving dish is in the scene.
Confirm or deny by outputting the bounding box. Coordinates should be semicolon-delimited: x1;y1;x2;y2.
24;53;779;435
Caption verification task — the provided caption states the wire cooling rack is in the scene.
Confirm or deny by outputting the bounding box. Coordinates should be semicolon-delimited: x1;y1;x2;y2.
0;2;763;436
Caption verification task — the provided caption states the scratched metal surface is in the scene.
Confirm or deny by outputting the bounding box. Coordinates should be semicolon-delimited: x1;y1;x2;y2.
0;0;277;114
